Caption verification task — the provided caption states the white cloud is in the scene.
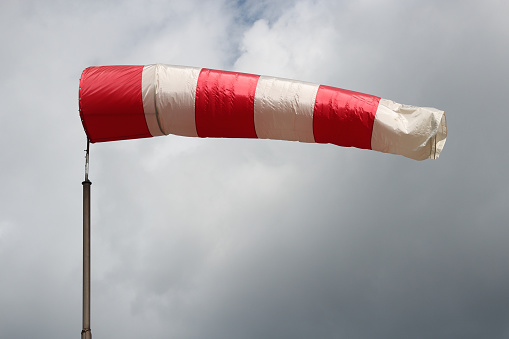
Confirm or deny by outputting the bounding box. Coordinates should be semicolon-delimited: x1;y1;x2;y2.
234;1;339;82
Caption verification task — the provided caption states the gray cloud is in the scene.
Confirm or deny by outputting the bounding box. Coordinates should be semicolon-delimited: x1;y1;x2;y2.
0;0;508;338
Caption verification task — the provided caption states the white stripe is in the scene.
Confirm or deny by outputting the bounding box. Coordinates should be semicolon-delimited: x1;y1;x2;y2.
154;64;201;137
371;98;447;160
142;65;164;137
254;76;319;143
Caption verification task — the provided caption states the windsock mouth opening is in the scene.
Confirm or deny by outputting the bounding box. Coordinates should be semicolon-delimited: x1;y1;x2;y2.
431;112;447;159
78;68;91;142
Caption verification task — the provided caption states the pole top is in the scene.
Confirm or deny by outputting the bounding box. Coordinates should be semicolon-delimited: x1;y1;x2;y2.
84;138;90;182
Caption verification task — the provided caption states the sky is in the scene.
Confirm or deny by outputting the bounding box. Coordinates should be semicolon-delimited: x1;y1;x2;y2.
1;0;508;338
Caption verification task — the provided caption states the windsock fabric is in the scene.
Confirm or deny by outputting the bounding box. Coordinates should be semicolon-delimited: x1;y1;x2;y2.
79;64;447;160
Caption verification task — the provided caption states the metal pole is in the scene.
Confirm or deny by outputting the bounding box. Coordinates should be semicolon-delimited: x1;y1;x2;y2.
82;139;92;339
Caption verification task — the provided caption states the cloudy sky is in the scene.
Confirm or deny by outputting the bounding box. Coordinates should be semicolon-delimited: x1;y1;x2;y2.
1;0;508;338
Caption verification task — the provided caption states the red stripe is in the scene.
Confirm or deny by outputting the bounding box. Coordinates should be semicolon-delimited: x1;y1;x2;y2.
79;66;151;143
195;69;259;138
313;85;380;150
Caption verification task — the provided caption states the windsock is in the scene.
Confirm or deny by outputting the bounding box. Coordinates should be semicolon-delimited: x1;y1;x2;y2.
79;64;446;160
